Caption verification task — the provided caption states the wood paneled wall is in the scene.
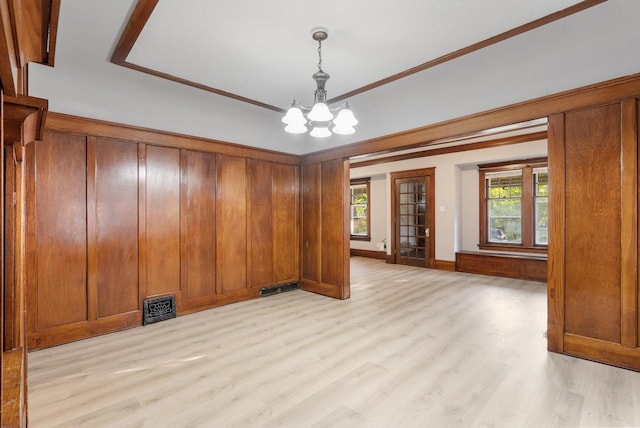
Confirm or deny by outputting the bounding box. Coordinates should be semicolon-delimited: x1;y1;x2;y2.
26;118;300;349
548;98;640;370
300;159;350;299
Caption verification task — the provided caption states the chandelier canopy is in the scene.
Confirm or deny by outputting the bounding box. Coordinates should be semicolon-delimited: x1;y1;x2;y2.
282;28;358;138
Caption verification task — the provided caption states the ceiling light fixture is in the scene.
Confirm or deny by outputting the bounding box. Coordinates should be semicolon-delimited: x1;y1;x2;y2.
282;27;358;138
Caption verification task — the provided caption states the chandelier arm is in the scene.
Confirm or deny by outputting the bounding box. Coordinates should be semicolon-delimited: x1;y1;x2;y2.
282;27;357;138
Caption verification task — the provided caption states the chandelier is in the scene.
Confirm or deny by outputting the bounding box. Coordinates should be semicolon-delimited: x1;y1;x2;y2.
282;28;358;138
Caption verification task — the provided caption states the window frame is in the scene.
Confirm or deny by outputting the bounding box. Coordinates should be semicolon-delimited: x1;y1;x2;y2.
350;177;371;241
478;158;548;254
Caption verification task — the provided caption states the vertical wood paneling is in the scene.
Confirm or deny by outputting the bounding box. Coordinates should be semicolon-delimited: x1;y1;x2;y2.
564;104;621;343
320;159;343;287
146;145;181;296
92;138;139;318
216;155;247;293
34;133;87;329
620;99;638;348
302;163;319;282
547;113;566;353
274;163;298;283
184;150;216;299
249;159;273;288
637;99;640;348
4;147;16;349
137;144;147;307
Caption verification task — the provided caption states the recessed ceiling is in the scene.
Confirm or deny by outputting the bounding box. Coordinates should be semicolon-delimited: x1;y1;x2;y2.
27;0;640;155
125;0;585;110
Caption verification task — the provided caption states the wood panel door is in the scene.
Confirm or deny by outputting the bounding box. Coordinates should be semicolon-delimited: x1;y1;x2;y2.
391;168;435;268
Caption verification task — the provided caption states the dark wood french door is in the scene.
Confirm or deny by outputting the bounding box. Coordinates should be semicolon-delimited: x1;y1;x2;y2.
391;168;435;268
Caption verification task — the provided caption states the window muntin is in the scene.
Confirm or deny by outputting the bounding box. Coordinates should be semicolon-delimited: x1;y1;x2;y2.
479;159;547;253
350;179;370;240
534;168;548;246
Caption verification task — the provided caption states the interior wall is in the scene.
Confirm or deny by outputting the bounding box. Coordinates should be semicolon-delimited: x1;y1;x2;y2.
25;114;301;349
350;139;547;262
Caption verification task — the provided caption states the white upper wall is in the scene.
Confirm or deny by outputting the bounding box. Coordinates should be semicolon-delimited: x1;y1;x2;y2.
28;1;640;155
351;140;548;261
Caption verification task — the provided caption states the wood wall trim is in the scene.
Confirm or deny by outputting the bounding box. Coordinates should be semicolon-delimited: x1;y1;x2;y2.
0;0;60;95
1;348;25;426
564;333;640;372
546;113;565;353
3;95;47;144
434;260;455;272
109;1;603;115
27;312;141;350
110;0;283;113
45;112;300;165
329;0;607;104
620;98;638;348
351;131;547;169
45;0;61;66
455;251;547;282
303;72;640;164
110;0;158;64
349;248;386;260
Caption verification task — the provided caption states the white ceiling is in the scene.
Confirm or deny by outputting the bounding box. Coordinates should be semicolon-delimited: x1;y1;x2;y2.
28;0;640;155
129;0;583;109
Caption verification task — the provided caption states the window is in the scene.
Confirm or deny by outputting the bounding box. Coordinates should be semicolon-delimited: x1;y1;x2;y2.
479;158;547;252
350;178;370;241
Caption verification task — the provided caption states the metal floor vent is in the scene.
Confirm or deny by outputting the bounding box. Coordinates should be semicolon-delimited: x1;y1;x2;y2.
143;295;176;325
260;282;299;297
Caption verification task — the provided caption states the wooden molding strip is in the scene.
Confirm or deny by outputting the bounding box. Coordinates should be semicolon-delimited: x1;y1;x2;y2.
350;131;547;169
303;72;640;164
45;0;61;66
435;260;455;272
110;0;283;113
110;0;605;114
110;0;158;64
350;248;386;260
328;0;607;104
45;112;300;165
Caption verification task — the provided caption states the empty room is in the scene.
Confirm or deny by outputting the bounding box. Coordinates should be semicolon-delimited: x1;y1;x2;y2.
3;1;640;427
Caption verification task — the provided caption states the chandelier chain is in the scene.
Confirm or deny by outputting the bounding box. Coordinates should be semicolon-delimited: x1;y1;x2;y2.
317;39;323;71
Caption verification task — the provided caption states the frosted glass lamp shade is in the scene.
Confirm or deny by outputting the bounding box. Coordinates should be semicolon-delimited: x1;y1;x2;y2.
333;107;358;128
308;102;334;121
284;122;308;134
282;106;305;125
333;125;355;135
310;126;331;138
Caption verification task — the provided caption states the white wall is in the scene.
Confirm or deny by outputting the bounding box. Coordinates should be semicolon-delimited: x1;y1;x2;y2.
350;139;547;262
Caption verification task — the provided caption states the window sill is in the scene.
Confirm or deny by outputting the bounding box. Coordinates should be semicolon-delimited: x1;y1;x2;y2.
350;235;371;242
478;243;547;254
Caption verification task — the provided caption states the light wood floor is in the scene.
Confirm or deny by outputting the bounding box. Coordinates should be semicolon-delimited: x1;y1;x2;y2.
28;257;640;427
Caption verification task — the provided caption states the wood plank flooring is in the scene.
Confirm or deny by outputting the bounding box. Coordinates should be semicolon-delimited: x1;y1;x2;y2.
28;257;640;427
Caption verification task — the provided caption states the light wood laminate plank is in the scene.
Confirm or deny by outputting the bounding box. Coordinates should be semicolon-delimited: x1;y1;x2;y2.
28;258;640;427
